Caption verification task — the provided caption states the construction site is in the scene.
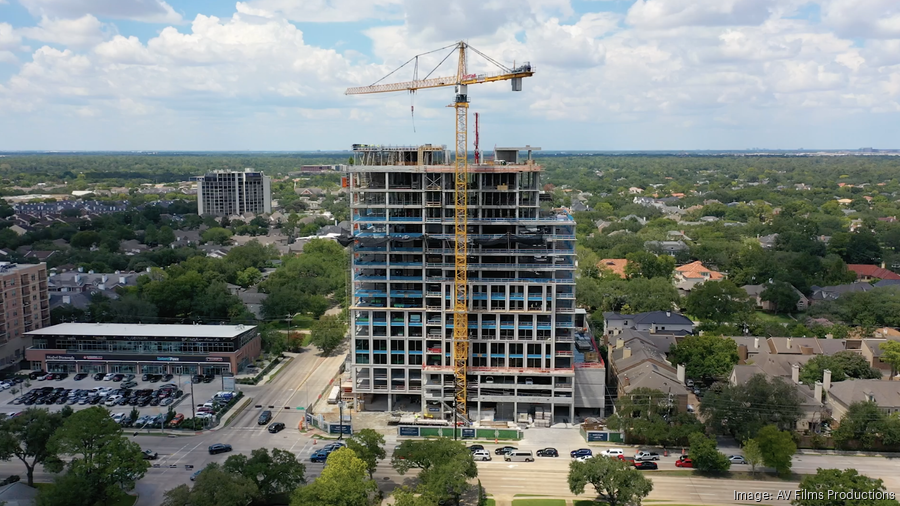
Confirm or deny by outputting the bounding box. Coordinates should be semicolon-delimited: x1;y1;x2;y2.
343;42;604;427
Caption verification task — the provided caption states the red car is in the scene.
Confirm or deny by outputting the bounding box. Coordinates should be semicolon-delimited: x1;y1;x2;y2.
675;457;693;468
168;414;185;427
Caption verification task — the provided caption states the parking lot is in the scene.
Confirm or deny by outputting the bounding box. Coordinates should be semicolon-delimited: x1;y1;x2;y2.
1;372;233;425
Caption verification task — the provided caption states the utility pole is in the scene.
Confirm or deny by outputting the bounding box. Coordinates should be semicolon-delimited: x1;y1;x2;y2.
189;375;196;420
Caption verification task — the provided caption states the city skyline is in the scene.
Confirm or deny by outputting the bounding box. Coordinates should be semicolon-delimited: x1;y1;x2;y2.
1;0;899;151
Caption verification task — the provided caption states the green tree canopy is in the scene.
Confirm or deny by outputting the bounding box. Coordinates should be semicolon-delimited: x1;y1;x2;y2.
311;315;347;356
879;341;900;379
0;407;67;486
346;429;386;479
625;251;676;280
799;351;882;385
223;448;306;502
567;453;653;506
605;387;703;446
688;432;731;472
760;281;801;314
162;463;259;506
291;447;377;506
792;468;900;506
700;374;801;440
755;425;796;477
668;334;739;381
46;407;149;506
683;280;752;322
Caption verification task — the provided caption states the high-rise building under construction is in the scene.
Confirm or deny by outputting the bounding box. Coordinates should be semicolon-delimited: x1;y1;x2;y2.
346;144;604;424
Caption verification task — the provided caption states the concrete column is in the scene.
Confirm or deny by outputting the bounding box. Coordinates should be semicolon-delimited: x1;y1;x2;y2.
677;364;686;384
791;363;800;384
814;381;823;402
823;369;832;392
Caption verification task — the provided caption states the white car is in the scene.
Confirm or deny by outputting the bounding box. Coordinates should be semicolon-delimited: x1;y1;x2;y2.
103;373;115;381
575;455;593;462
111;413;125;423
728;455;747;464
0;383;11;391
472;450;491;461
602;448;624;457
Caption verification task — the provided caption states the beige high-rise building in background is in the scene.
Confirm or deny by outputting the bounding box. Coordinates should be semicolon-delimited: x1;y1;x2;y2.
195;169;272;217
0;262;50;372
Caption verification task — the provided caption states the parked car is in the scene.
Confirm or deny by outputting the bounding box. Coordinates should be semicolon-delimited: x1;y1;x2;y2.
121;381;138;389
536;448;559;457
112;374;125;382
191;375;203;384
675;457;693;468
635;451;660;461
92;373;104;381
125;374;136;381
163;374;174;382
142;450;158;460
728;455;747;464
168;414;185;427
570;449;593;458
504;450;534;462
268;422;285;433
103;373;115;381
258;410;272;425
494;446;518;455
472;450;492;461
634;461;658;470
208;443;232;455
74;373;87;381
28;371;45;380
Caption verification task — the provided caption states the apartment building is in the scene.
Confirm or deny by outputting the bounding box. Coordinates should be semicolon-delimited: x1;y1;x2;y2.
195;169;272;217
0;262;50;371
346;144;598;424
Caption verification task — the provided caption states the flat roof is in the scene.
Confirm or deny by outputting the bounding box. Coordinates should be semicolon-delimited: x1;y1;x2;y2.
26;323;255;339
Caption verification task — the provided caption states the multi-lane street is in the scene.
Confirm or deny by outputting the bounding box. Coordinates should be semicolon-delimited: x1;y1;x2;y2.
3;347;900;506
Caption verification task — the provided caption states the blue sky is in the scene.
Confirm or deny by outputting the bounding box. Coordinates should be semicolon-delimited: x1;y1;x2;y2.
1;0;899;151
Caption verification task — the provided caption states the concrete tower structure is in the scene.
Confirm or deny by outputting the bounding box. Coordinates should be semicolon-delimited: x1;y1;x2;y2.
196;169;272;217
346;144;602;424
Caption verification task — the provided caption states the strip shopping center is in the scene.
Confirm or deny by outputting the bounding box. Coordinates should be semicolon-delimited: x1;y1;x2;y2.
24;323;260;376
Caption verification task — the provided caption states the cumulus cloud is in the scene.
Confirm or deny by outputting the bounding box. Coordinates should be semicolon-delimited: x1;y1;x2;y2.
2;0;900;149
236;0;402;23
0;22;23;51
820;0;900;39
18;0;183;23
626;0;780;28
19;15;107;48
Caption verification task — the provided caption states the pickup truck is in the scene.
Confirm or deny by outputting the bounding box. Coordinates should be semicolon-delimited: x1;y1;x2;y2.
635;451;660;461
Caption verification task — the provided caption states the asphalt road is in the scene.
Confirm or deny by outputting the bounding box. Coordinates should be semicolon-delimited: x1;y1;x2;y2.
4;352;900;506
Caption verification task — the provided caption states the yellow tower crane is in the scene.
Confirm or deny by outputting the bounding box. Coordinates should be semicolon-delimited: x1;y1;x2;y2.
346;41;534;422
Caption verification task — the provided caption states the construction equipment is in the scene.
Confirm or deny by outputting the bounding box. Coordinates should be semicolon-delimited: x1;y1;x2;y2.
474;112;480;165
345;41;534;422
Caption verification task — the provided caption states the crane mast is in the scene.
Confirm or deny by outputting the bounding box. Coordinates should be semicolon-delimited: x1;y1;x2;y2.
452;43;469;422
346;41;533;424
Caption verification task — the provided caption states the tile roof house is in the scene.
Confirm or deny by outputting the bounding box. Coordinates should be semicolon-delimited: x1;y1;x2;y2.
827;379;900;421
743;283;809;312
809;282;874;303
603;311;694;337
847;264;900;281
608;335;690;413
674;261;724;291
597;259;628;279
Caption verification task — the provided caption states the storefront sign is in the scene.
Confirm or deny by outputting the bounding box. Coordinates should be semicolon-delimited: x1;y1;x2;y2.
46;355;75;361
82;356;104;360
156;357;180;362
205;357;224;362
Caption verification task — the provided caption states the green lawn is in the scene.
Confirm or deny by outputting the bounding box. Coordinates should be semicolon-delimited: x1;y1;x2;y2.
484;500;496;506
512;500;566;506
753;311;802;324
